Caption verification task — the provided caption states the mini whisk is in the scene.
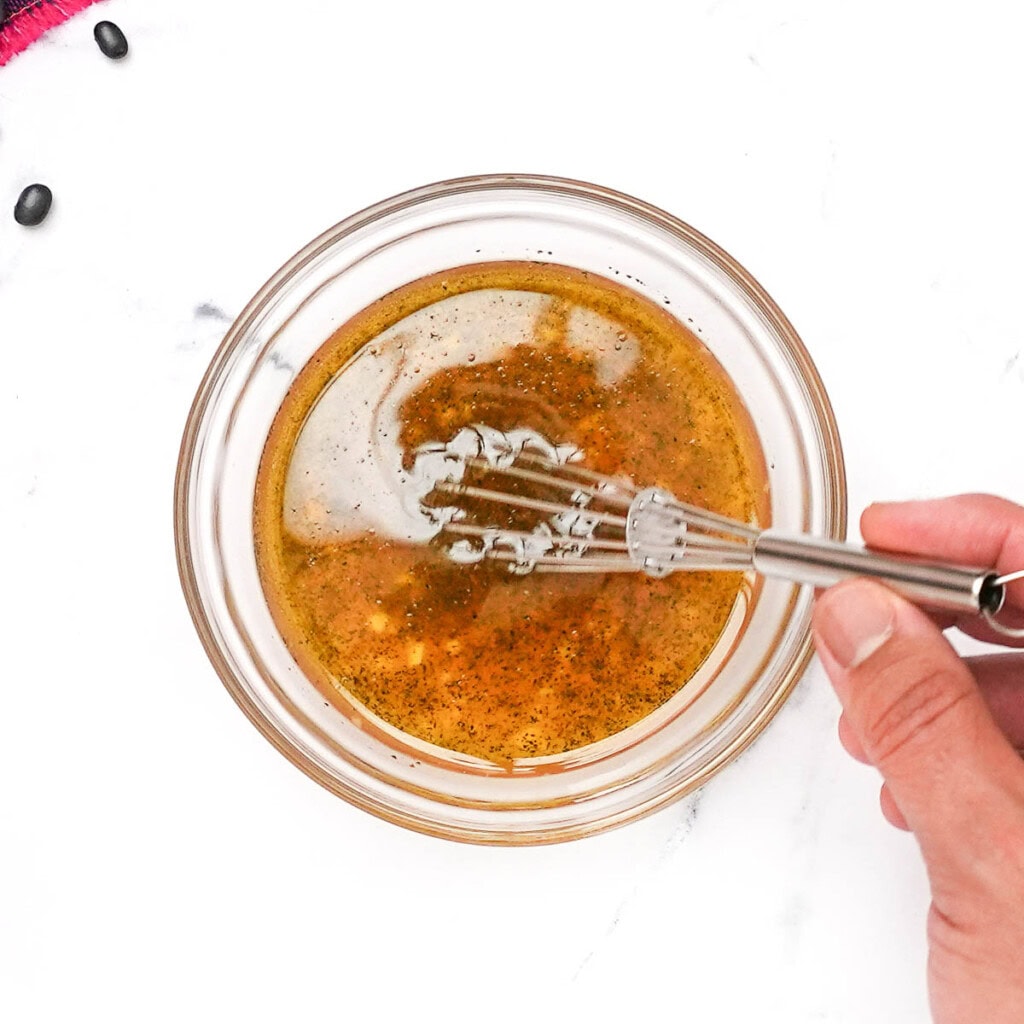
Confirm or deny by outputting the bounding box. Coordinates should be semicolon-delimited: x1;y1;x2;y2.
412;426;1024;639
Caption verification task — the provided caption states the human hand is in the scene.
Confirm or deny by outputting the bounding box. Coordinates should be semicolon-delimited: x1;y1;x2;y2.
812;495;1024;1024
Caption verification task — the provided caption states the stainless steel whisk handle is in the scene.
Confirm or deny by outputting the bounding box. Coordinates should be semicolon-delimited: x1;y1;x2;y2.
753;532;1004;616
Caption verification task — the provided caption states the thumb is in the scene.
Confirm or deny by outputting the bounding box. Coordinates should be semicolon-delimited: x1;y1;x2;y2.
813;579;1024;869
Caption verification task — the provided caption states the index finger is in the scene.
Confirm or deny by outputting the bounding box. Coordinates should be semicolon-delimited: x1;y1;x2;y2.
860;494;1024;646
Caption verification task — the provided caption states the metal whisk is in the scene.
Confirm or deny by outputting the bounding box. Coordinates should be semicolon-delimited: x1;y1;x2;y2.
412;426;1024;638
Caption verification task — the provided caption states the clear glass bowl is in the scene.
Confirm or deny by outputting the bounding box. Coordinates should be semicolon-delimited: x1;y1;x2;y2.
174;174;846;844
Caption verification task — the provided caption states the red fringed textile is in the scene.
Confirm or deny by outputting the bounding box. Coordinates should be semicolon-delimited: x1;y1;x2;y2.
0;0;103;67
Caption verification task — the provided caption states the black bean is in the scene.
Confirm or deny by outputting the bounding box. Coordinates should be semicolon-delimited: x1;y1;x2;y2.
94;21;129;60
14;184;53;227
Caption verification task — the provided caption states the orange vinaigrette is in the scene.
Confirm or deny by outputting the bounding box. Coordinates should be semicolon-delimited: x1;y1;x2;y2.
254;262;767;762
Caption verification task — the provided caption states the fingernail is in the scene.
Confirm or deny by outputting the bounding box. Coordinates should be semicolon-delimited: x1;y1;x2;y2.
814;581;896;669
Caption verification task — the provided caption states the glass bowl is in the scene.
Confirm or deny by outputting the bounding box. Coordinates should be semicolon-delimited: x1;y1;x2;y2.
174;174;846;845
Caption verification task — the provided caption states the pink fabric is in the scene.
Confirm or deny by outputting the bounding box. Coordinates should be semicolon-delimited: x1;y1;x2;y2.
0;0;104;67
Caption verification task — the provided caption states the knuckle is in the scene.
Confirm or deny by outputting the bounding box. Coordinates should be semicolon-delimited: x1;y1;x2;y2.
858;653;972;768
927;902;983;960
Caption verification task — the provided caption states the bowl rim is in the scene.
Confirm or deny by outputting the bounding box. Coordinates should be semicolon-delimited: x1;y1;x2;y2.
174;172;848;844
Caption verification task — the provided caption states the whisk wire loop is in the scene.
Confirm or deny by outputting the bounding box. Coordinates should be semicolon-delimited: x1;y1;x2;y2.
414;426;1023;634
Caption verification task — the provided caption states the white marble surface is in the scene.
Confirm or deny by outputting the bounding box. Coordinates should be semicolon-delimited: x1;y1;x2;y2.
1;2;1022;1021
